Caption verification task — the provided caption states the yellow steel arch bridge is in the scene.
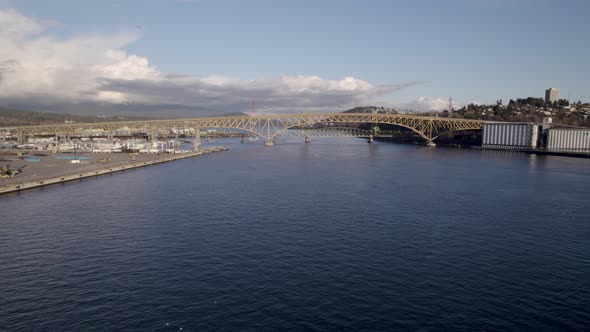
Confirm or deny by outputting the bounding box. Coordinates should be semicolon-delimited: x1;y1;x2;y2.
4;113;487;145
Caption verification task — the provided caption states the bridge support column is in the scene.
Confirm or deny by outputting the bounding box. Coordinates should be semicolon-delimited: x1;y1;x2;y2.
148;129;156;143
426;141;436;147
368;135;373;144
305;136;310;144
193;128;201;151
264;140;274;146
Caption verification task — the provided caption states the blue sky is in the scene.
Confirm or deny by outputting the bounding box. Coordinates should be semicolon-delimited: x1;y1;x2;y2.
0;0;589;114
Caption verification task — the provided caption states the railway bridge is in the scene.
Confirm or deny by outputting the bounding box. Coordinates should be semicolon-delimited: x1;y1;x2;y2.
3;113;487;146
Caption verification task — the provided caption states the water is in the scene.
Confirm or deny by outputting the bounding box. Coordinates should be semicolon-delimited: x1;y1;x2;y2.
1;138;589;331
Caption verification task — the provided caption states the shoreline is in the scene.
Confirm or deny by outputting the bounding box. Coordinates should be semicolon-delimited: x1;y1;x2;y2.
0;147;228;195
374;138;590;158
475;146;590;158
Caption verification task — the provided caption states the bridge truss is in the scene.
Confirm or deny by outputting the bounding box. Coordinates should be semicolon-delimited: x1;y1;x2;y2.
281;128;398;138
4;113;486;145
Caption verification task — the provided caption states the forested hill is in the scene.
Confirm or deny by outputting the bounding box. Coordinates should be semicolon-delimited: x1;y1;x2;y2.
343;106;399;114
0;108;151;127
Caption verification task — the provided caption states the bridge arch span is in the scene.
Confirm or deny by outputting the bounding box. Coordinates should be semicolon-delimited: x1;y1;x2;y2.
269;119;433;143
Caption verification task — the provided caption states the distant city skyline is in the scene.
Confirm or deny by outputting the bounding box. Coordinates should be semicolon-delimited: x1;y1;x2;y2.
0;0;589;115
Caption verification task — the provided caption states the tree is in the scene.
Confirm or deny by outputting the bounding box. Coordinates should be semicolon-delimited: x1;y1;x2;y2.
556;99;570;107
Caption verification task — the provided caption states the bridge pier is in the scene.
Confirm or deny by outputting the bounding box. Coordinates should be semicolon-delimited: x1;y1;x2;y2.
305;136;310;144
193;128;201;151
264;140;274;146
16;132;24;144
148;128;156;143
368;135;374;144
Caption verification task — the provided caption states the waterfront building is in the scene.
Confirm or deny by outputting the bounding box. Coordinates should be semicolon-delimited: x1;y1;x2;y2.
547;129;590;152
482;123;539;150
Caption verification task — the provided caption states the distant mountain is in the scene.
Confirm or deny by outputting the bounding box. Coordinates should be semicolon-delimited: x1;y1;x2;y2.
0;107;152;127
343;106;399;114
0;98;232;119
0;107;251;127
218;112;250;117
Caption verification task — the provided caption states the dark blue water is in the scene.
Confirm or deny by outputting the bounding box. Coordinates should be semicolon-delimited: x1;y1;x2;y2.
1;139;590;331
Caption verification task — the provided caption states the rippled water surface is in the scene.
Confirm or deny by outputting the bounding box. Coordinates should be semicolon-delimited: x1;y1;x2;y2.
1;139;590;331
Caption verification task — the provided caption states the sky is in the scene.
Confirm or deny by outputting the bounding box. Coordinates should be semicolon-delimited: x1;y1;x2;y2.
0;0;589;116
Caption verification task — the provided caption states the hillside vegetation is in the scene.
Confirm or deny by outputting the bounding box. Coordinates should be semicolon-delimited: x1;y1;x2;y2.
0;108;151;127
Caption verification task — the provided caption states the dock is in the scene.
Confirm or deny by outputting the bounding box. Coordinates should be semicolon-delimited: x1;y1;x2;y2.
0;147;228;195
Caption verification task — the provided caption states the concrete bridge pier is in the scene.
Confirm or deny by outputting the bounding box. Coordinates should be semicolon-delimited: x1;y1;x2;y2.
16;131;24;144
305;136;310;144
193;128;201;151
148;129;156;143
368;135;374;144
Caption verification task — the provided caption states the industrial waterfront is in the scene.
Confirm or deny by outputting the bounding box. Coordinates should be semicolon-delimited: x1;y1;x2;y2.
2;112;589;195
1;138;589;331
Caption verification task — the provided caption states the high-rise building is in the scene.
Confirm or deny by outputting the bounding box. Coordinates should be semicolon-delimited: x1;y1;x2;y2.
545;88;559;104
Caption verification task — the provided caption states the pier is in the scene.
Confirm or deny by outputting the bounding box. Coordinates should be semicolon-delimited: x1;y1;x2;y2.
0;147;228;195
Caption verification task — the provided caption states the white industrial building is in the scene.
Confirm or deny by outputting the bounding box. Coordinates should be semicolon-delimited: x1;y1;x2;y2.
546;129;590;152
482;123;539;150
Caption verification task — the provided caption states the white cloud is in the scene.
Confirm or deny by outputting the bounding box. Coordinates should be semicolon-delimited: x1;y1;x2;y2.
0;8;44;37
398;97;450;112
0;8;143;102
392;96;483;113
0;8;409;114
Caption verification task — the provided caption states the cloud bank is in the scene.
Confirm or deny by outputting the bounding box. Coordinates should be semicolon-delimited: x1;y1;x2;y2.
0;8;413;115
400;97;450;112
391;96;477;112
